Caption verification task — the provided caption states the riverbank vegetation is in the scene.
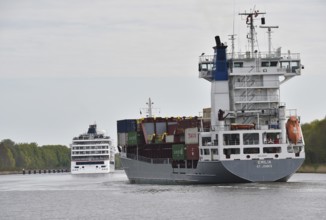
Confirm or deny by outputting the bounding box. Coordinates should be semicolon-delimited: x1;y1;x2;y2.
298;117;326;172
0;139;70;172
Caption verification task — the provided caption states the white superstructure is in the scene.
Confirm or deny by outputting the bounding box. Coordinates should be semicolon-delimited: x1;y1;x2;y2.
71;124;115;174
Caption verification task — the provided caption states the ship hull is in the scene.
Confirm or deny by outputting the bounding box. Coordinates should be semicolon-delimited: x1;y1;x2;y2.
121;156;304;184
71;160;115;174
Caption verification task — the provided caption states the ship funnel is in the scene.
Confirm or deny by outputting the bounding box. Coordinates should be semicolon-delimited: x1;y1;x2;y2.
215;36;222;47
87;124;97;134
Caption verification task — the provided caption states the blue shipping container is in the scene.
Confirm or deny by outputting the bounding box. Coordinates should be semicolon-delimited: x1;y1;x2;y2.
117;120;137;133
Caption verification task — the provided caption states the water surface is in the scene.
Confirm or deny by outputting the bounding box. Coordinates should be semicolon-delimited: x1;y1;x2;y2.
0;171;325;220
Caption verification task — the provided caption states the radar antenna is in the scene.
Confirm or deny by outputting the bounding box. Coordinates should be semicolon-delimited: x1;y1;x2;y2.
239;10;266;55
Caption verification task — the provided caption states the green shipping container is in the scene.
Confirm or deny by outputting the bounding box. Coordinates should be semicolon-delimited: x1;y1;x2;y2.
172;144;185;160
128;131;139;145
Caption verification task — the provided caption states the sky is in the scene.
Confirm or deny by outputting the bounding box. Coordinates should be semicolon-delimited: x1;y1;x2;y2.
0;0;325;146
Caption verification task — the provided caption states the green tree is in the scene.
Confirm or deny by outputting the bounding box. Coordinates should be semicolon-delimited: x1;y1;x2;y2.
0;141;16;171
0;139;71;171
302;118;326;164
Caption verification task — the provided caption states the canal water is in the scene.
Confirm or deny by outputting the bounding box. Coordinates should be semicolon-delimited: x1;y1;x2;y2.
0;171;325;220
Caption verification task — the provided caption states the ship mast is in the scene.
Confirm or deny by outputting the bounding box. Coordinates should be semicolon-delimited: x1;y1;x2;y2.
259;25;279;55
146;98;153;117
239;10;266;55
228;34;236;59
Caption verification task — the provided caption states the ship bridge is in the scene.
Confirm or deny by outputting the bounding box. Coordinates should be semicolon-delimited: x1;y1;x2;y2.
198;51;302;83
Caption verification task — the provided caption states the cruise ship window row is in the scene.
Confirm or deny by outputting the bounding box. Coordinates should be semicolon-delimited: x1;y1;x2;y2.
72;151;109;155
72;146;109;150
72;141;111;145
71;156;109;161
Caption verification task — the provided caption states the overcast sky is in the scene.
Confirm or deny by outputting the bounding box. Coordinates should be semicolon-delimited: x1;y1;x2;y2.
0;0;325;146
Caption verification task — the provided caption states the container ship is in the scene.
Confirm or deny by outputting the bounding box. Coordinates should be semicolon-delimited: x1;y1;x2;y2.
71;124;115;174
118;9;305;184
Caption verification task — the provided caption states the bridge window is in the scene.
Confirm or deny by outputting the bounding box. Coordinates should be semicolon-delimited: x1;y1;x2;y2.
202;137;212;146
270;61;278;67
204;149;210;155
199;63;213;71
263;133;280;144
243;133;259;145
211;148;218;155
234;62;243;68
263;147;281;153
223;148;240;159
223;134;240;145
243;147;260;154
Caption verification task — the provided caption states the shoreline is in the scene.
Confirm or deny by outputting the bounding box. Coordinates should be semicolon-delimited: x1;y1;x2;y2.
1;166;326;175
0;169;70;175
297;164;326;173
0;171;22;175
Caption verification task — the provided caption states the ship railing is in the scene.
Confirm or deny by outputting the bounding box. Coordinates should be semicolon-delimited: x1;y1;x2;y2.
199;55;214;63
234;95;279;102
126;153;171;164
226;52;300;60
199;53;300;64
234;80;279;88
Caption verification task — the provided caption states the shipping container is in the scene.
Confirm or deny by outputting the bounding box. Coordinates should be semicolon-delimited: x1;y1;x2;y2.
172;144;185;160
117;120;137;133
186;144;199;160
185;128;198;144
178;118;199;129
166;135;174;143
118;133;128;146
155;134;164;144
142;122;155;135
156;122;167;135
167;123;178;135
128;131;140;146
146;134;154;143
203;108;211;121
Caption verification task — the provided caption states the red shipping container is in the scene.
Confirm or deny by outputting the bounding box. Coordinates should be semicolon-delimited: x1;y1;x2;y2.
186;144;199;160
167;124;178;135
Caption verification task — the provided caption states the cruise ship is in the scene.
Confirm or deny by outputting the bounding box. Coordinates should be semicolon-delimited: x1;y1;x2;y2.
118;9;305;184
71;124;115;174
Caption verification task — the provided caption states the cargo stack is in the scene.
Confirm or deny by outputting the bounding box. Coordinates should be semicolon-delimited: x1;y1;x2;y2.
117;119;139;155
118;117;201;169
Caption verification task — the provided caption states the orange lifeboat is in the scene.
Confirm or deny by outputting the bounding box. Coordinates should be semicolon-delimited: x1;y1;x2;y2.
286;116;302;144
231;123;255;130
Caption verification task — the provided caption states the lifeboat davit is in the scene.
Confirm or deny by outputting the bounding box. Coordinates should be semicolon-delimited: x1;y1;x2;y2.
286;116;302;144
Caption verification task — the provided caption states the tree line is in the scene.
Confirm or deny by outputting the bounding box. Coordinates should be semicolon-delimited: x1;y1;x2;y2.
301;117;326;165
0;139;70;171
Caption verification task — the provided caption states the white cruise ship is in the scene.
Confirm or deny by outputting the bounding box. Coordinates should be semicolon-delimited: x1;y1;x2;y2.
71;124;115;174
